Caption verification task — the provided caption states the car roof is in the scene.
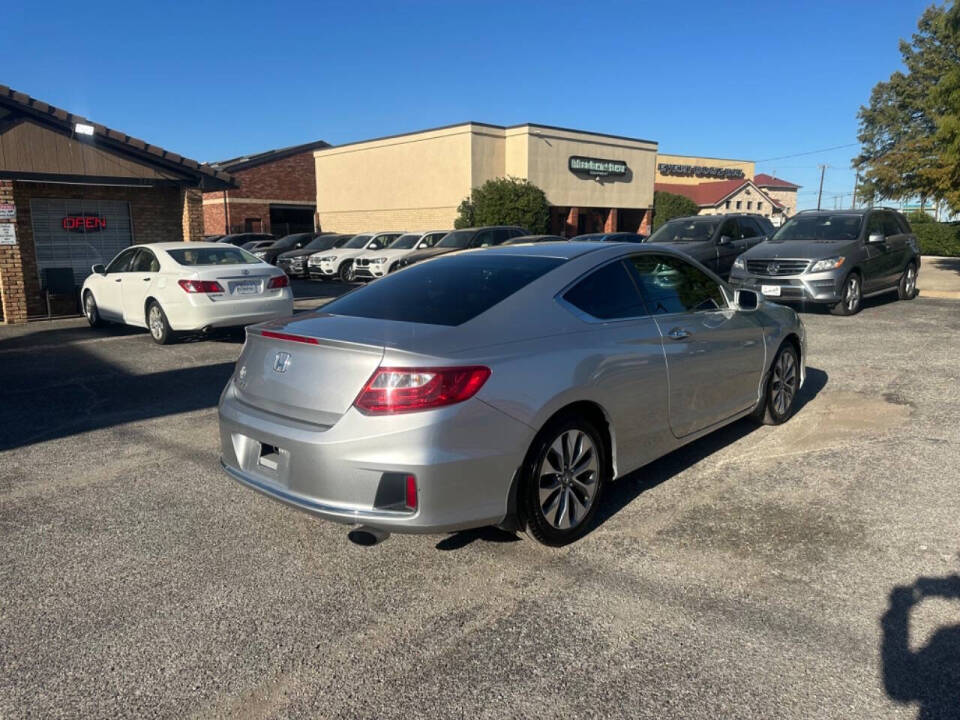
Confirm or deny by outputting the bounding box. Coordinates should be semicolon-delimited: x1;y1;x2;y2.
135;242;229;250
474;241;613;260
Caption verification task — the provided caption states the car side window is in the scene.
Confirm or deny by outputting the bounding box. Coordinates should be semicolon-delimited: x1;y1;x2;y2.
629;254;727;314
881;212;902;237
106;248;138;273
474;230;496;247
562;261;648;320
718;219;740;241
130;249;160;273
423;233;440;247
740;218;762;238
865;212;885;239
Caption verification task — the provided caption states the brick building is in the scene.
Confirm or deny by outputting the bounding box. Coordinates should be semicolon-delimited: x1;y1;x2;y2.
0;85;234;324
202;140;329;237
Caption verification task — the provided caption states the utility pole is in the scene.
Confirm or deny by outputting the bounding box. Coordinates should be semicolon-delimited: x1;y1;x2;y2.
816;164;828;210
851;174;859;209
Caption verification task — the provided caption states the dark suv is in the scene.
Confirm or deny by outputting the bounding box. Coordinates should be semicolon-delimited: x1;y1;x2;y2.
397;226;529;269
728;208;920;315
644;213;774;279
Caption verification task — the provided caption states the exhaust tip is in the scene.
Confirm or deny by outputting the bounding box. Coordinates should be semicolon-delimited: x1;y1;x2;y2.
348;526;391;546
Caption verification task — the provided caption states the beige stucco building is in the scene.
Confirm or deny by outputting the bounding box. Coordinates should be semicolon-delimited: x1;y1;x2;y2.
314;123;658;236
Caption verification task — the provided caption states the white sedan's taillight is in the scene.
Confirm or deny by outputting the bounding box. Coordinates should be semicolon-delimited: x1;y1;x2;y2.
354;366;491;414
268;275;289;289
178;279;224;293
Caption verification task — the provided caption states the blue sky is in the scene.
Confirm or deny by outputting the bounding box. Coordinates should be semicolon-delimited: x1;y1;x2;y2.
4;0;932;209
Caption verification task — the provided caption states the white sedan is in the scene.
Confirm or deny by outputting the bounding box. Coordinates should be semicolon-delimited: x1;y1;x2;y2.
81;242;294;344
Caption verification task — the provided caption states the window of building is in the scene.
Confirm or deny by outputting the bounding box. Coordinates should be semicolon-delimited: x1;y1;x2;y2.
747;201;753;210
757;202;763;211
725;200;731;209
736;201;742;210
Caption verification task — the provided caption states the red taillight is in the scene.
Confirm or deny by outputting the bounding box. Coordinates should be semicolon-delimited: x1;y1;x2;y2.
178;279;224;294
405;474;417;511
268;275;289;289
354;366;491;414
260;330;319;345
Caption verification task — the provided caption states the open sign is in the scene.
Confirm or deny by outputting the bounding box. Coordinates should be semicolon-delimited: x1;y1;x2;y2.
63;214;107;232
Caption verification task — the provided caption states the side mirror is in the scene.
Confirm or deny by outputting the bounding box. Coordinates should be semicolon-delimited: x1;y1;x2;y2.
867;232;886;244
735;288;759;311
718;235;733;245
92;264;106;275
416;241;427;248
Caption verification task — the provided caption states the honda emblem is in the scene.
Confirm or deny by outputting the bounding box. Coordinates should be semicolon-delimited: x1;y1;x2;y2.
273;351;291;373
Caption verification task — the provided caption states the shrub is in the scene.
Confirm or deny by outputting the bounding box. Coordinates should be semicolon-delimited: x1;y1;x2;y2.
906;209;934;225
455;177;550;233
653;191;701;230
912;222;960;256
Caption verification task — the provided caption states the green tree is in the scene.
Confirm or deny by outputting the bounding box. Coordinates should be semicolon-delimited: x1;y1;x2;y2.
454;177;550;233
932;3;960;210
652;191;700;230
854;3;960;209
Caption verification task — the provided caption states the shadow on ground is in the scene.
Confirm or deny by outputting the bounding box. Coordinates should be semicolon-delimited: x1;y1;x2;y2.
929;257;960;277
882;574;960;720
438;367;829;550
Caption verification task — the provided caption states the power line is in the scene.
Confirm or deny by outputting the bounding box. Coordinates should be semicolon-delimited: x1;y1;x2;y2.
756;142;860;163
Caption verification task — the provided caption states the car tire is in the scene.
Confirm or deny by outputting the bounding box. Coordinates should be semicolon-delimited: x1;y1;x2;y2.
389;262;399;274
83;291;105;328
830;272;862;316
751;342;800;425
897;261;918;300
339;261;354;283
146;300;177;345
520;413;607;546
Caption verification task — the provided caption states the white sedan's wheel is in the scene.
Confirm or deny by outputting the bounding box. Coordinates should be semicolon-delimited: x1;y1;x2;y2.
147;301;176;345
83;291;104;328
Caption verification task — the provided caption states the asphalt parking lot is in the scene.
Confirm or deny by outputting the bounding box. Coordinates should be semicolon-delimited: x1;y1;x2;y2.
2;287;959;719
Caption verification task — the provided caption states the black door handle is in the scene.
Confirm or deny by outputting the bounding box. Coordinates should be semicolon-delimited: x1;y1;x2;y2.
114;278;122;283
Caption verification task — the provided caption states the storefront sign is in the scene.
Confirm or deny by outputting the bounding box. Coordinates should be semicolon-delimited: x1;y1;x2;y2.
62;214;107;232
658;163;745;180
569;156;628;178
0;203;15;220
0;224;16;245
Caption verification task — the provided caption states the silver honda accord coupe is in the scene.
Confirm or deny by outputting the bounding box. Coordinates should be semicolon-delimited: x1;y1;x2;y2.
219;242;805;545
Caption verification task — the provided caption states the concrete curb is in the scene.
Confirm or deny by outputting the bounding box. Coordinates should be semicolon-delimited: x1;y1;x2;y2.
919;290;960;300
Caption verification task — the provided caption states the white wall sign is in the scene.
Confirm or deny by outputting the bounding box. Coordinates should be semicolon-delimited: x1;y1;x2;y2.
0;204;15;220
0;224;17;245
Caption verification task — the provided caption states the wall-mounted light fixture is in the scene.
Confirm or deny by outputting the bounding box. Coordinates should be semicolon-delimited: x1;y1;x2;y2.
74;122;95;136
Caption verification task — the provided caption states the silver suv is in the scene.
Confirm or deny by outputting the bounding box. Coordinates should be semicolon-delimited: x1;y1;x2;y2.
728;208;920;315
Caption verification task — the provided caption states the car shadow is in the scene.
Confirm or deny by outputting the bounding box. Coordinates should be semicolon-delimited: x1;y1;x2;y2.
881;574;960;720
0;320;145;351
436;367;828;550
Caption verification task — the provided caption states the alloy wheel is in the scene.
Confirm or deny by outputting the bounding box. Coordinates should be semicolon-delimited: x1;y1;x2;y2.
537;429;599;530
905;266;916;296
771;349;798;416
845;276;860;312
149;306;164;340
85;295;94;320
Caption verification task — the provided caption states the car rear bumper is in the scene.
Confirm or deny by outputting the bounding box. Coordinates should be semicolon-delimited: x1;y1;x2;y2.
165;293;294;330
218;385;532;533
729;268;843;304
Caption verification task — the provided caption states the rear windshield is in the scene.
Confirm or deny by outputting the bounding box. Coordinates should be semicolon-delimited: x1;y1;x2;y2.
167;247;261;266
321;254;565;326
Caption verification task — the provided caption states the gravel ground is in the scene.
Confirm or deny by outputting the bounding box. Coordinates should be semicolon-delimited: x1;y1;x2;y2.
1;291;958;719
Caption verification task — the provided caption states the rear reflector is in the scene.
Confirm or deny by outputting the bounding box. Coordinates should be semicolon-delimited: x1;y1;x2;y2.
354;366;491;414
268;275;289;289
260;330;320;345
405;474;417;511
178;279;224;294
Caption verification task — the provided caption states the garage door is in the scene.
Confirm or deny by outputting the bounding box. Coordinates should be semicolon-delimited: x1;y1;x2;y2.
30;198;133;285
